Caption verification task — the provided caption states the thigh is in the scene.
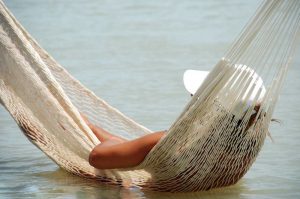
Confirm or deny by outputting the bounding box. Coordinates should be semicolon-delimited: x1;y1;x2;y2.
89;131;165;169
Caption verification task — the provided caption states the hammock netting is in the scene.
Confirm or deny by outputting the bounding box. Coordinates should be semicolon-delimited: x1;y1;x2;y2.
0;0;299;192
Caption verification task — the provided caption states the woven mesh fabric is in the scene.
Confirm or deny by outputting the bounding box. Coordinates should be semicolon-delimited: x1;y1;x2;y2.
0;0;299;192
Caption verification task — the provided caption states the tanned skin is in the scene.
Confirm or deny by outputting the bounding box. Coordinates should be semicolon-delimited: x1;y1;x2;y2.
81;114;165;169
82;103;260;170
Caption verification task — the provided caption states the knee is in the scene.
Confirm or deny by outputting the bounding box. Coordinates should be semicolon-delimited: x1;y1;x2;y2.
89;147;109;169
88;148;99;168
88;145;114;169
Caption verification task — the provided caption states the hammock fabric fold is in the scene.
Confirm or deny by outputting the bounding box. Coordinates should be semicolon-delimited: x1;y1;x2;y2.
0;0;299;192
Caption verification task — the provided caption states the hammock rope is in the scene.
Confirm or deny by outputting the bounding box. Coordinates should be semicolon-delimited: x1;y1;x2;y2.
0;0;299;192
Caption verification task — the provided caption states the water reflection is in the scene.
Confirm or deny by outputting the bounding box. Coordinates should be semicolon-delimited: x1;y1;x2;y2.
33;168;248;199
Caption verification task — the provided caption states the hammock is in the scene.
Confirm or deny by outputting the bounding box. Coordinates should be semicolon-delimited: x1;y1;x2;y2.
0;0;299;192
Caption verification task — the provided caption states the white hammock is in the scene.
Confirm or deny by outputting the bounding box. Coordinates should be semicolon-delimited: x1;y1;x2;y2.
0;0;299;192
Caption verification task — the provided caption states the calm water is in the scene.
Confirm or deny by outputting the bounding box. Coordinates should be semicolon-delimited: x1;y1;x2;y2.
1;0;300;198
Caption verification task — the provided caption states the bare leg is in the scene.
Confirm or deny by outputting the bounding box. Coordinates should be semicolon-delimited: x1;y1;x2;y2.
81;113;126;143
81;113;167;169
89;131;166;169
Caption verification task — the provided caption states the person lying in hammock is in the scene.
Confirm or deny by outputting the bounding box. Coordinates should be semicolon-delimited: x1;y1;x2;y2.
82;102;262;170
82;114;166;169
83;67;266;170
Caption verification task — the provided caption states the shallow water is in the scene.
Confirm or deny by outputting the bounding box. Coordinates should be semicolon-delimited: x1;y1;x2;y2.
0;0;300;198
